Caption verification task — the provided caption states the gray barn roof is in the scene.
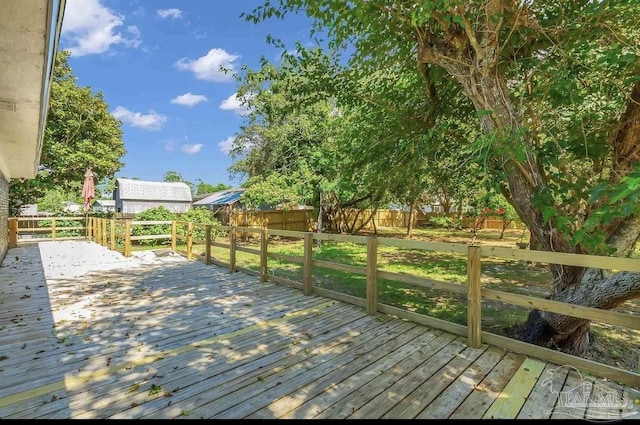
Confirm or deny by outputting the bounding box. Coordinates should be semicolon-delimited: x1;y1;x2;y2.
116;178;192;202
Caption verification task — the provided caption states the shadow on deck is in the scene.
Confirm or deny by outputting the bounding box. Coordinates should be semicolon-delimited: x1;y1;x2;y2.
0;241;638;419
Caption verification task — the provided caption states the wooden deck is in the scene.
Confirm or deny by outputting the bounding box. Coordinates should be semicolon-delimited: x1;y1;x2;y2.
1;242;638;419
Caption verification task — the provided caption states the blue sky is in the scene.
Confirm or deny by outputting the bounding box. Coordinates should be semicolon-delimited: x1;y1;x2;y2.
59;0;314;188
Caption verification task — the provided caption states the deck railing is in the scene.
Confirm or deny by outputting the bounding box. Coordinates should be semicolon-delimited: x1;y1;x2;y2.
7;216;640;387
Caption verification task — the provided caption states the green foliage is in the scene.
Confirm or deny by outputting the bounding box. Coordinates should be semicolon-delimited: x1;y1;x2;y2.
9;50;125;214
39;218;86;238
181;208;224;239
163;171;183;182
242;0;640;258
428;215;460;229
194;180;230;196
95;177;116;199
38;189;68;215
241;173;311;210
9;51;125;214
132;206;176;245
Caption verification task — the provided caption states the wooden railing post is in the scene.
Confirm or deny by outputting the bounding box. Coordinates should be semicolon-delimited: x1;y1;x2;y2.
8;218;18;248
102;218;107;246
205;224;212;265
366;236;378;315
467;245;482;348
230;226;237;273
171;220;177;252
51;217;57;241
89;217;93;241
186;221;193;260
303;232;313;295
96;218;102;244
124;220;132;257
110;219;115;251
260;228;268;282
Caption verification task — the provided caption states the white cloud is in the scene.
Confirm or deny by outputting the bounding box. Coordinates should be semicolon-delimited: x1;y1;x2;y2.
181;144;203;154
61;0;141;56
174;49;239;82
218;137;235;155
157;8;183;19
132;7;146;17
219;92;252;115
193;30;207;39
170;92;208;107
163;140;175;152
112;106;167;131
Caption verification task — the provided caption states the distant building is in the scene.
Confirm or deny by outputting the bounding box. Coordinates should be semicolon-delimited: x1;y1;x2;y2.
113;178;192;215
19;204;39;216
93;199;116;213
193;188;245;224
63;201;82;213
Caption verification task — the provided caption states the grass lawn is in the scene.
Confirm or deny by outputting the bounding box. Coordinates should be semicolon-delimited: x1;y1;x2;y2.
125;225;639;375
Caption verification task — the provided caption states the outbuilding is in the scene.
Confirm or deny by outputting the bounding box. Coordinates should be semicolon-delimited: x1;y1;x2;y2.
113;178;192;215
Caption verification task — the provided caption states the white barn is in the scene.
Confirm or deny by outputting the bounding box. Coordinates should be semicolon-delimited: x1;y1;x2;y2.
113;178;192;215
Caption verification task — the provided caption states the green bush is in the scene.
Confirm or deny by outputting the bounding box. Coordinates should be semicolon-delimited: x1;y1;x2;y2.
132;206;176;245
428;215;460;229
39;218;85;238
180;207;224;241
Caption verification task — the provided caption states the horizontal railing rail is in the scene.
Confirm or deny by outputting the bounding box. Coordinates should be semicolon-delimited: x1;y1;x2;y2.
8;215;640;387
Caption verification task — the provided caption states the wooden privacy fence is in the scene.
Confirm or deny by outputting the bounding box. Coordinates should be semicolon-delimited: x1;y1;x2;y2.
339;209;525;231
8;216;639;388
226;209;524;232
229;209;315;232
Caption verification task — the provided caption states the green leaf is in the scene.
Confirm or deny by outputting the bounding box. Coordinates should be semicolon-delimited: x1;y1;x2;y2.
542;207;557;223
148;384;162;396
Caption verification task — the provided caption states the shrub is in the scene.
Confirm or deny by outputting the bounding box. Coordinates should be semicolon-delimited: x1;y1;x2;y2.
132;206;176;245
428;215;459;229
180;207;225;240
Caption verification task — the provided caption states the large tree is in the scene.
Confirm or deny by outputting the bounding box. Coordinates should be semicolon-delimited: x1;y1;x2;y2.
10;50;125;214
231;47;485;232
248;1;640;355
229;58;343;213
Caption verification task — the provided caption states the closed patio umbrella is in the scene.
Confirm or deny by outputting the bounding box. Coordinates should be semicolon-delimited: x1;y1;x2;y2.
82;167;95;238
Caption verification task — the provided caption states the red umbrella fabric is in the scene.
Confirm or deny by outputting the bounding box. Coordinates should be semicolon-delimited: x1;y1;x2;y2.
82;167;95;213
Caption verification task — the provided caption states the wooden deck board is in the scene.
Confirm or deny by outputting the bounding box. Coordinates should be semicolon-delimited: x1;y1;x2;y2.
517;363;569;419
252;326;444;419
151;321;421;419
550;369;592;419
382;344;489;419
1;242;637;420
482;357;547;419
449;351;525;419
39;303;363;419
414;346;507;419
313;331;455;419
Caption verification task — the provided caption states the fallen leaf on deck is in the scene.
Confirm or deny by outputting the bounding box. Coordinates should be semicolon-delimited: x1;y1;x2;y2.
125;383;140;394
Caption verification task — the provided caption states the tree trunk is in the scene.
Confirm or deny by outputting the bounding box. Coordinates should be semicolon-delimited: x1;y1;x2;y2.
522;270;640;354
406;201;415;238
418;28;640;356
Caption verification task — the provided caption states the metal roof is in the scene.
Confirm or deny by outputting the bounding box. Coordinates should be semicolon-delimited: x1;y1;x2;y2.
193;188;245;206
115;178;192;202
